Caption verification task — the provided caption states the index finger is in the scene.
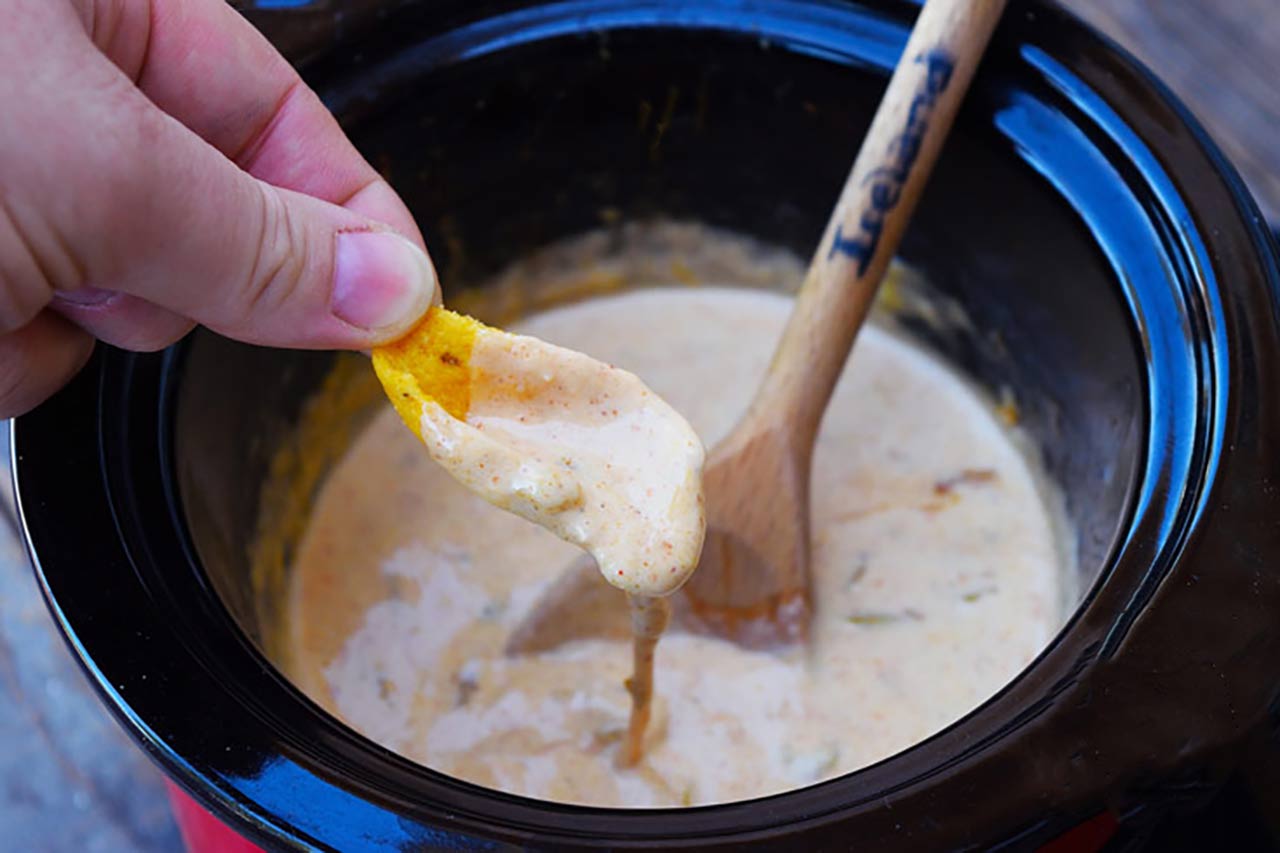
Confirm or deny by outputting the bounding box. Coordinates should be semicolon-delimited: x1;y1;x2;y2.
82;0;423;245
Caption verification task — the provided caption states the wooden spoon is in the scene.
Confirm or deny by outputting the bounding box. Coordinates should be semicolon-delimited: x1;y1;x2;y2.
508;0;1010;654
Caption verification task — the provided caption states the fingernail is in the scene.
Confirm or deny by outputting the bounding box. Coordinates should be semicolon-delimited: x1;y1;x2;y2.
55;286;117;307
331;231;436;334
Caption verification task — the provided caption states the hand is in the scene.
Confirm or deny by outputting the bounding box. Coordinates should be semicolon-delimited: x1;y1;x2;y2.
0;0;438;418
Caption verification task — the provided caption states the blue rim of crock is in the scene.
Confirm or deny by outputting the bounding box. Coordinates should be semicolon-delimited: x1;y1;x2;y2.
13;0;1280;848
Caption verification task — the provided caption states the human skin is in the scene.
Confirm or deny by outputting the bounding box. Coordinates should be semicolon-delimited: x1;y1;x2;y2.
0;0;438;417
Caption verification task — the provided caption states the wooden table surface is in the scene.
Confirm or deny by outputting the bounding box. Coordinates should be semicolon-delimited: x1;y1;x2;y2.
1;2;1276;850
1059;0;1280;225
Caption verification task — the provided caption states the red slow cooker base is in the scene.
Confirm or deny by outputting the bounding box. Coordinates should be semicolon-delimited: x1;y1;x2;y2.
165;783;266;853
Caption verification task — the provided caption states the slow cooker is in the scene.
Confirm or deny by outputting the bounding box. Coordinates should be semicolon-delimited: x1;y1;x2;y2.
13;0;1280;848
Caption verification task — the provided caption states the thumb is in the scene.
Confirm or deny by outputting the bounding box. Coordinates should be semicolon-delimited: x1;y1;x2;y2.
31;72;436;350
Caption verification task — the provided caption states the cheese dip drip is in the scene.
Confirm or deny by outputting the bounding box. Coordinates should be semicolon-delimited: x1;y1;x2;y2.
372;308;706;762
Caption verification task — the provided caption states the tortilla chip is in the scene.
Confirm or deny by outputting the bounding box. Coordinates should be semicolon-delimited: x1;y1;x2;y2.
371;306;483;436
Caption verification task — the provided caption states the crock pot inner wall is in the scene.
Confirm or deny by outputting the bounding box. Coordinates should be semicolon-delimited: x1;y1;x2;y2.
175;26;1142;652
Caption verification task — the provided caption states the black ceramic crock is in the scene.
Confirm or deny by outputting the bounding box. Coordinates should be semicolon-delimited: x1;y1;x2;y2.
13;0;1280;849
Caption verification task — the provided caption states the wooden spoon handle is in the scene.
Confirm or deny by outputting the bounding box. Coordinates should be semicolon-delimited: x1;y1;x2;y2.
749;0;1009;441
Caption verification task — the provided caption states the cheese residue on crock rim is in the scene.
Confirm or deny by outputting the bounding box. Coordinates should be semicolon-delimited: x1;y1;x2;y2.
372;306;707;598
